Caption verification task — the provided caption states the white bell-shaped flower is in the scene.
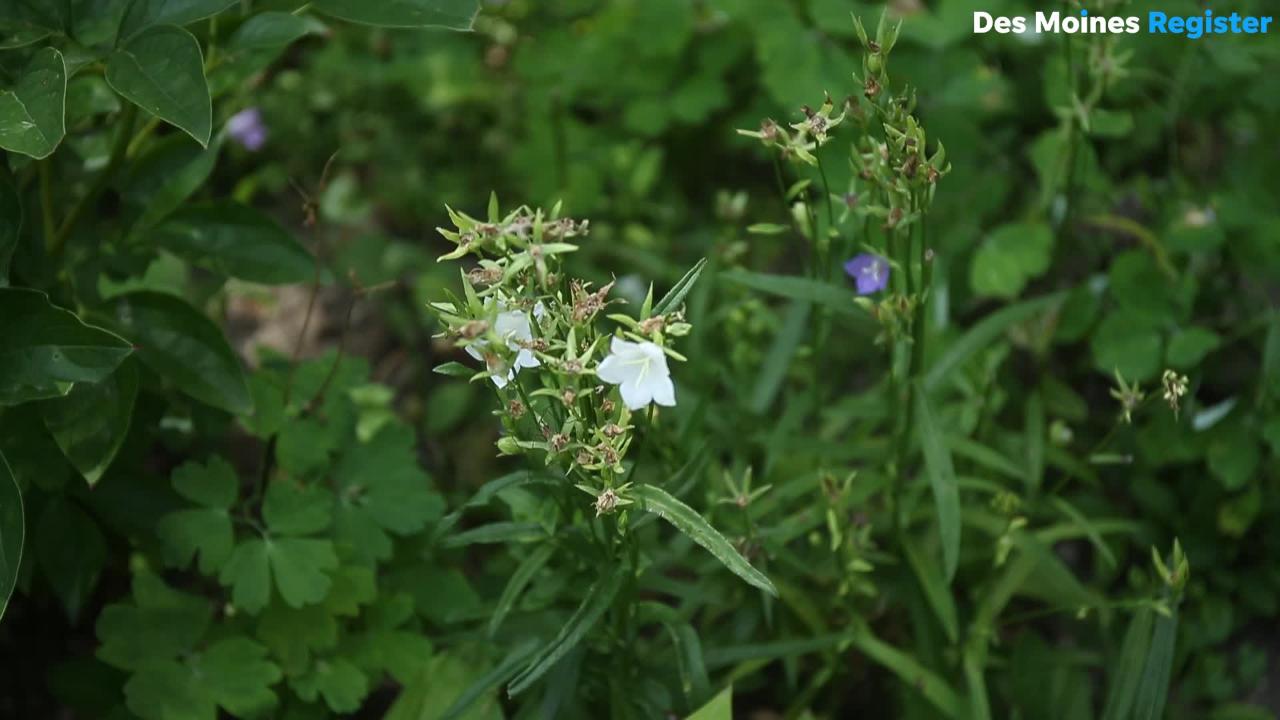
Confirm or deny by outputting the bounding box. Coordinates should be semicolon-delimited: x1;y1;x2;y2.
466;304;540;388
596;337;676;410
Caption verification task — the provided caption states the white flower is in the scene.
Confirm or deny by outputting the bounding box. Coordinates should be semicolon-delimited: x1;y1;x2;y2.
596;338;676;410
465;305;540;388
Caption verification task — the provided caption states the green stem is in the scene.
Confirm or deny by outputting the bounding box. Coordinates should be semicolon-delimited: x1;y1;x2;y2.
50;103;138;258
816;150;837;275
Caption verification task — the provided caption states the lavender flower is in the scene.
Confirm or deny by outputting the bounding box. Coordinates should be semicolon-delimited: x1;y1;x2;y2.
227;108;268;151
844;253;890;295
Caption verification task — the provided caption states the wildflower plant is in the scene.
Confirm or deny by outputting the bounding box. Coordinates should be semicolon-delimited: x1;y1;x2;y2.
429;197;774;705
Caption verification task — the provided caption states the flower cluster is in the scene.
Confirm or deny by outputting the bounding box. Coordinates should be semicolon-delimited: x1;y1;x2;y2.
430;200;691;511
736;95;847;166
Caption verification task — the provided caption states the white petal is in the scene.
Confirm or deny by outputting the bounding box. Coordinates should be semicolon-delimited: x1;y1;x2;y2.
610;336;637;356
650;374;676;407
491;371;510;389
464;344;485;362
618;377;652;410
515;348;540;369
596;354;630;385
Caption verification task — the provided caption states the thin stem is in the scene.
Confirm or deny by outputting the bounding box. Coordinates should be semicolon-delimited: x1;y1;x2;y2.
816;150;837;274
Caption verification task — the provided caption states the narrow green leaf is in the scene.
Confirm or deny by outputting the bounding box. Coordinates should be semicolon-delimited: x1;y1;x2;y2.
0;47;66;159
106;25;211;146
441;639;539;720
1133;603;1178;720
311;0;479;29
688;684;732;720
507;566;626;695
440;521;544;548
653;257;708;316
489;544;554;637
637;601;710;704
0;451;22;622
104;291;252;414
902;537;958;643
432;361;474;378
1050;496;1117;569
720;269;865;320
746;223;789;235
1101;609;1154;720
914;381;961;582
849;620;961;718
631;484;777;595
1024;390;1045;495
924;292;1066;392
0;288;133;405
750;299;810;414
41;360;138;486
151;202;315;284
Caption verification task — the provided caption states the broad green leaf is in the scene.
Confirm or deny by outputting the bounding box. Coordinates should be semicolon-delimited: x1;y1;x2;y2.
0;170;19;284
197;637;282;717
122;637;281;720
157;506;233;575
653;257;707;316
334;423;443;563
121;133;220;229
631;484;777;595
0;2;68;33
105;291;253;414
1091;310;1163;382
970;222;1053;299
1166;327;1221;369
118;0;237;40
0;451;21;622
256;603;338;674
230;11;328;49
0;288;132;405
263;480;333;536
925;292;1065;393
1133;603;1179;720
914;381;961;582
40;360;138;486
0;47;67;159
220;539;271;613
96;573;211;670
311;0;479;29
292;656;369;713
106;25;211;146
489;544;554;637
151;202;315;284
35;497;106;620
902;537;959;643
508;565;626;695
688;685;732;720
1100;609;1154;720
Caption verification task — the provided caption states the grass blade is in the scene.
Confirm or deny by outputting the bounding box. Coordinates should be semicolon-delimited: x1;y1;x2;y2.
720;269;868;322
750;299;810;414
489;544;555;637
902;537;959;644
631;484;777;596
441;639;540;720
924;292;1065;393
1133;602;1179;720
654;257;708;315
508;565;627;696
849;620;962;718
914;381;961;582
1101;609;1154;720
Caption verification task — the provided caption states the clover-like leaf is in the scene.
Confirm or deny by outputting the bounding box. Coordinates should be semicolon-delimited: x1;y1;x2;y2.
332;423;443;563
291;656;369;714
263;480;333;536
97;573;211;670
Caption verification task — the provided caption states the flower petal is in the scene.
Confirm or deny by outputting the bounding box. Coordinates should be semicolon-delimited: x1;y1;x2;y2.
650;374;676;407
618;377;652;410
596;354;629;385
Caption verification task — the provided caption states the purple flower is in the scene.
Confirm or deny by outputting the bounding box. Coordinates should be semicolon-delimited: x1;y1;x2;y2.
844;253;890;295
227;108;268;151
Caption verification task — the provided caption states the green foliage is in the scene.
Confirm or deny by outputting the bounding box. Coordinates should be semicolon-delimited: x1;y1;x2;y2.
1;0;1278;717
